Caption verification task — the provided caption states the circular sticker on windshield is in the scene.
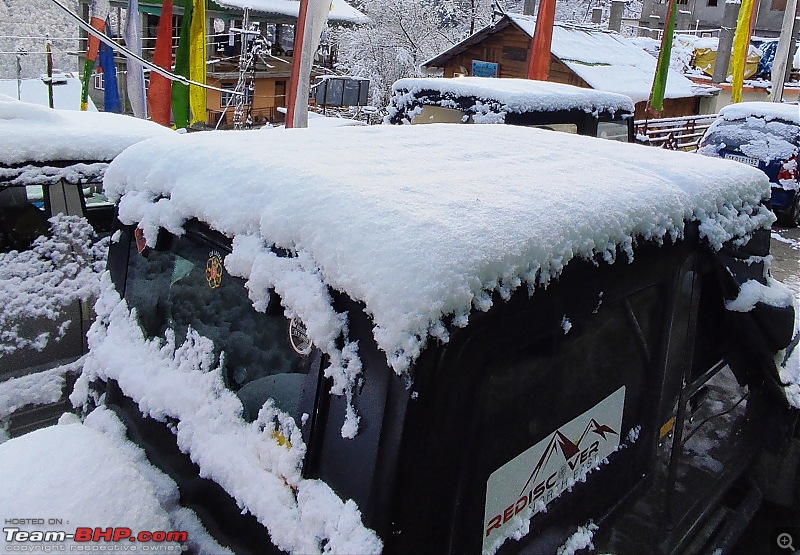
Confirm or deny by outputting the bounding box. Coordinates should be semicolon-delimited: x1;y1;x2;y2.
206;251;223;289
289;318;312;355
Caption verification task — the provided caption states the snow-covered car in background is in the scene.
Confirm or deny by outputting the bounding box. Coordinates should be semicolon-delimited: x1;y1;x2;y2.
386;77;635;141
698;101;800;226
75;124;798;554
0;95;173;438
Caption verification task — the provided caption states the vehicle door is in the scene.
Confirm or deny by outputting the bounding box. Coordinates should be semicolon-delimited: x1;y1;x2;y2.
388;240;695;554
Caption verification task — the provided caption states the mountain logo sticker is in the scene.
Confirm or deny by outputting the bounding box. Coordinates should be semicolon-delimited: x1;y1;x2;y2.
482;386;625;555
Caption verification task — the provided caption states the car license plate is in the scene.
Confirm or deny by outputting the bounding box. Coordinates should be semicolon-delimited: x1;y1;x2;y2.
725;153;760;167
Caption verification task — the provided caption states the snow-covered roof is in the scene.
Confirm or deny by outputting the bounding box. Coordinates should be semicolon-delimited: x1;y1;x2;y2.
423;14;703;104
390;77;634;116
213;0;366;24
507;14;699;103
0;96;174;168
718;101;800;126
105;124;773;377
0;75;96;112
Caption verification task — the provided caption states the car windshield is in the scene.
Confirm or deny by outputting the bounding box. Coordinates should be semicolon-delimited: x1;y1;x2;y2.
124;229;314;422
703;116;799;162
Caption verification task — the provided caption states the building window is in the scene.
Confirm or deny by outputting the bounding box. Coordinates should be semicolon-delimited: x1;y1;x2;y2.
220;83;252;107
94;73;104;91
677;0;688;5
707;0;718;6
771;0;786;9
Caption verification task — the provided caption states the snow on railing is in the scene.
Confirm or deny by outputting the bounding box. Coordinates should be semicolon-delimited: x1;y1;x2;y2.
634;114;718;152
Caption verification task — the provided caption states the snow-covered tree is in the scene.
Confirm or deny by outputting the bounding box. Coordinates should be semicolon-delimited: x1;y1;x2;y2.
333;0;642;110
332;0;474;109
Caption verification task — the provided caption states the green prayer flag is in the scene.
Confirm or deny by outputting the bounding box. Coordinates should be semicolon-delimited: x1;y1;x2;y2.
648;0;677;115
171;0;193;129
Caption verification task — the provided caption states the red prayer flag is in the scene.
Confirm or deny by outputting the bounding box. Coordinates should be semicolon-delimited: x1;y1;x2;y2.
527;0;556;80
148;0;174;126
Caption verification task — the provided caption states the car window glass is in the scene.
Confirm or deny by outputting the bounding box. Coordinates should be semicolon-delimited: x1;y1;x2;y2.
598;121;629;142
0;185;49;252
124;230;313;423
82;182;112;208
460;285;663;552
411;105;470;124
529;122;578;134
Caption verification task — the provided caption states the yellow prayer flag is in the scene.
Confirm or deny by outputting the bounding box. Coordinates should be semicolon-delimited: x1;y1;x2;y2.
189;0;207;126
730;0;754;103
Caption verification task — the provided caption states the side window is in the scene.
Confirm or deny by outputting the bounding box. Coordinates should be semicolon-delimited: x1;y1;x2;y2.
598;120;630;142
0;185;49;252
529;122;578;134
81;181;114;235
124;229;316;423
457;286;664;553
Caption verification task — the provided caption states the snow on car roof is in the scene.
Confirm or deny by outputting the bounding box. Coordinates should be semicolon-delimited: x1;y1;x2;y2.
718;101;800;126
105;124;773;377
0;95;174;168
213;0;366;23
390;77;634;116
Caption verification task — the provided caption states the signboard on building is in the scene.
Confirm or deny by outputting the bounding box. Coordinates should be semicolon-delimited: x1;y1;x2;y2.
472;60;498;78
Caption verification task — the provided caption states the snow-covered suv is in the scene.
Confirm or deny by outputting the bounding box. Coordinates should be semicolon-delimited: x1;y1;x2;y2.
0;95;172;437
699;101;800;226
80;124;798;554
386;77;634;141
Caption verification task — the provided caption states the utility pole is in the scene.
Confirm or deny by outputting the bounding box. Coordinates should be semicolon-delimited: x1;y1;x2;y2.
15;46;27;101
712;0;739;83
771;0;799;101
232;7;252;129
46;35;54;109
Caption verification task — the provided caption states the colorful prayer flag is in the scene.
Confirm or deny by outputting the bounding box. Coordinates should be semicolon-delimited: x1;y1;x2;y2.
172;0;192;129
526;0;556;80
731;0;755;103
81;0;110;111
148;0;174;126
125;0;148;118
647;0;677;115
189;0;207;126
98;38;121;113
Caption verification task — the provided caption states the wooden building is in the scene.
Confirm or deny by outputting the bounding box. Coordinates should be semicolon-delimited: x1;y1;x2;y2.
423;13;717;119
81;0;365;127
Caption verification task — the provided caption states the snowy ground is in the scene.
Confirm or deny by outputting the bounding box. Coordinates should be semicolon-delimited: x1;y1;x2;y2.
770;224;800;303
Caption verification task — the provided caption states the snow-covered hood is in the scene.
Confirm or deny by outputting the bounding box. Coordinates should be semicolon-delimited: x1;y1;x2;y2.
104;124;774;375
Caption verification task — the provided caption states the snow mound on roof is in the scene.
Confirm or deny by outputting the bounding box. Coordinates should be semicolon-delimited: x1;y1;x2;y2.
214;0;366;23
389;77;634;118
0;420;172;546
718;101;800;126
104;124;773;377
0;96;174;166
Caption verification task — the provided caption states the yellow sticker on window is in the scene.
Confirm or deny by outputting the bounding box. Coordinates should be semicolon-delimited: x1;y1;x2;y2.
206;251;223;289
